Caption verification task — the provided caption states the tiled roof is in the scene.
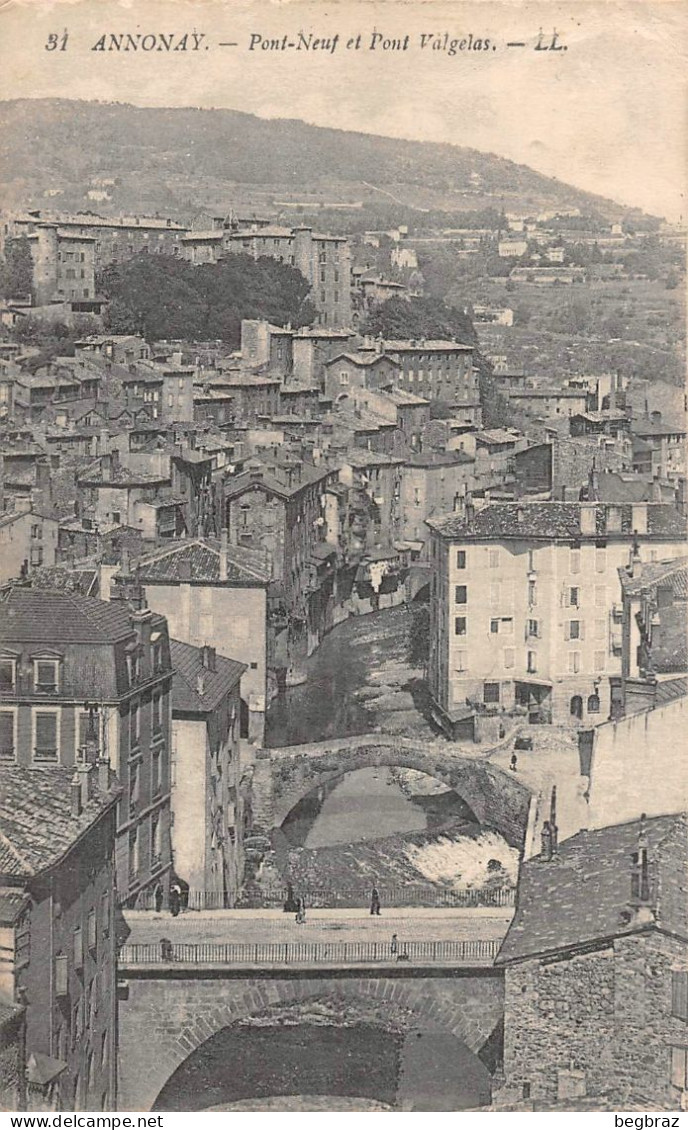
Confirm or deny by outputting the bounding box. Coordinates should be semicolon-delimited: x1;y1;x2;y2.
426;502;687;541
170;638;246;714
384;339;473;352
223;462;332;500
654;676;688;705
344;451;404;468
496;813;688;965
28;567;99;597
0;767;120;878
0;587;147;643
0;888;29;926
133;538;271;585
324;352;401;369
618;556;688;598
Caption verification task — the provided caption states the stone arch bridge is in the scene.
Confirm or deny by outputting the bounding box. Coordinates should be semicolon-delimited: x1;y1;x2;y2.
252;734;537;851
117;963;504;1110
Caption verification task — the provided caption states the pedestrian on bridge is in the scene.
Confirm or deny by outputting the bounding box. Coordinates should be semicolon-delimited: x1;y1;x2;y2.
370;886;381;916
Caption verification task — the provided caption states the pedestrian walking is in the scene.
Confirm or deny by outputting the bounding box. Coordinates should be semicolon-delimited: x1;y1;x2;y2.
295;896;306;924
160;937;173;962
154;882;164;913
370;886;381;916
391;933;398;956
510;753;518;772
169;883;181;918
284;883;297;913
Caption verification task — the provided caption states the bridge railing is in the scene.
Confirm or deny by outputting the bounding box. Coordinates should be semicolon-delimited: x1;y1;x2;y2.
120;938;500;967
136;885;516;912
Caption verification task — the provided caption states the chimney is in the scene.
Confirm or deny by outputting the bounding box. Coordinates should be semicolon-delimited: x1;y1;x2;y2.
579;502;596;536
70;773;82;818
196;673;205;698
219;529;228;582
627;535;641;578
540;820;554;862
550;786;558;855
465;493;475;526
97;757;111;792
631;502;648;536
201;644;216;672
606;504;623;533
629;814;655;924
77;762;94;808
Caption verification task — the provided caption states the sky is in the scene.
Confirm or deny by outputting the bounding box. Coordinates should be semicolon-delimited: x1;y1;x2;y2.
0;0;686;220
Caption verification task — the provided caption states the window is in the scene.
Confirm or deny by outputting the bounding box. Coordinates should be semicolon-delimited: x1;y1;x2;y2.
0;711;15;762
501;618;514;635
488;549;500;568
339;372;349;386
671;971;688;1021
527;619;539;639
569;652;581;674
454;617;467;636
569;587;579;608
101;891;110;939
34;710;59;763
587;694;600;714
504;648;515;670
151;639;163;673
455;651;466;672
88;908;97;952
130;702;140;748
483;682;500;704
73;926;83;970
152;747;162;796
129;762;140;816
456;550;466;569
455;585;467;604
528;580;537;607
151;812;162;864
55;954;68;997
34;659;59;692
126;652;139;687
594;651;606;672
569;620;581;640
152;690;162;733
670;1047;688;1091
570;550;581;575
129;828;140;878
490;619;500;634
595;548;606;574
527;651;537;674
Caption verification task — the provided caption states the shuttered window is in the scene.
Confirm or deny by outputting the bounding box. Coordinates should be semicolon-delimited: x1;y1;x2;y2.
0;712;15;762
672;971;688;1021
34;712;58;763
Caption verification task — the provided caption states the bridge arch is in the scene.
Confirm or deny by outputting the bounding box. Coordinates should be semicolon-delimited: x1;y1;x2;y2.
118;972;504;1110
261;737;533;848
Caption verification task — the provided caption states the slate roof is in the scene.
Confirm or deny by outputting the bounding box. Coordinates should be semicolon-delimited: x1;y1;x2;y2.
132;538;270;586
0;767;120;879
384;339;473;352
496;813;688;966
426;502;686;541
0;588;141;643
170;638;246;714
655;676;688;705
223;462;332;501
324;352;401;369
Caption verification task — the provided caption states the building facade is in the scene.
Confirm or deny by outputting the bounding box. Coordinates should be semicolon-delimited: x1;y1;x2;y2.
426;501;686;729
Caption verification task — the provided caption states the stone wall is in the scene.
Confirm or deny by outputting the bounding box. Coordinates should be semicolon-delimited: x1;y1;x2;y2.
118;968;504;1111
498;932;687;1110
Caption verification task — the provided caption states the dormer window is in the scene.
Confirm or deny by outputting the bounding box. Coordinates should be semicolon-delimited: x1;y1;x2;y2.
34;658;59;693
0;656;17;691
126;648;140;687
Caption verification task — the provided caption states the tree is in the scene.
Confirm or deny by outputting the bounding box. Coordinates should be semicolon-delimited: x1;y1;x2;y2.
360;296;477;345
98;252;316;344
0;237;33;299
